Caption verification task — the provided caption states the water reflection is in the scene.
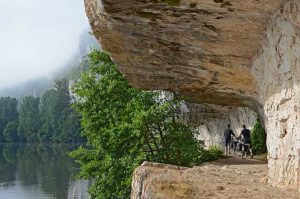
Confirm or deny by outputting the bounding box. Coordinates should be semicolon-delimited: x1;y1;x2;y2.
0;143;90;199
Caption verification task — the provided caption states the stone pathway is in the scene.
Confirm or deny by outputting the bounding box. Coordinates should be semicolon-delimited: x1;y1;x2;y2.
131;156;300;199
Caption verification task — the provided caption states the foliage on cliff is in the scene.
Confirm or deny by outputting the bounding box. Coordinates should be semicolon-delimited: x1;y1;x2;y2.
70;50;206;198
251;119;267;155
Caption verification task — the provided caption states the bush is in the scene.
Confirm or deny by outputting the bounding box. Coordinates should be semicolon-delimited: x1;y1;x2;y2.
198;145;223;163
251;119;267;155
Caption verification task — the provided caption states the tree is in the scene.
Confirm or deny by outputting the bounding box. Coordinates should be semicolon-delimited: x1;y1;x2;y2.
59;110;82;142
18;96;41;141
38;89;57;141
39;79;81;142
3;121;18;142
71;50;204;198
0;97;18;142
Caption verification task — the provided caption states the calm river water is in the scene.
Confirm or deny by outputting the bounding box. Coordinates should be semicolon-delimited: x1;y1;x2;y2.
0;143;90;199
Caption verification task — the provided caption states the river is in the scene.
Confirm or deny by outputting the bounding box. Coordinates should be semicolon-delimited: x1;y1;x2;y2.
0;143;90;199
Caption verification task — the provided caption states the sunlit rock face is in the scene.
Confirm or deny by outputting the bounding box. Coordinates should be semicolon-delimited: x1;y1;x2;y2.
251;0;300;189
85;0;300;191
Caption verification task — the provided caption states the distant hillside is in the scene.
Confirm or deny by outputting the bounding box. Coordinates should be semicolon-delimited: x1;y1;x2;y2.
0;30;100;100
54;30;99;80
0;77;53;100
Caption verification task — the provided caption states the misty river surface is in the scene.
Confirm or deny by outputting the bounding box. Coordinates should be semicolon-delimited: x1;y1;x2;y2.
0;143;90;199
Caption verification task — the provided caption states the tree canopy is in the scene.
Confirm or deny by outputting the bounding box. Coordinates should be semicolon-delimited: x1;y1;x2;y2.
0;80;82;143
0;97;18;142
18;96;40;141
71;50;207;198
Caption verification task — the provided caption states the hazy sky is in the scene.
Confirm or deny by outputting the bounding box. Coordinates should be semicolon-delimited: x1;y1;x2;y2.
0;0;90;89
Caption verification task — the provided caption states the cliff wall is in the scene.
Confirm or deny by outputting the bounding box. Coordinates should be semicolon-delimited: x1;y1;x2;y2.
251;0;300;188
84;0;300;192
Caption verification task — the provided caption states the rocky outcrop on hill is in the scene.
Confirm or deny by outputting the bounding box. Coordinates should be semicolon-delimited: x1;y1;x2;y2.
85;0;300;192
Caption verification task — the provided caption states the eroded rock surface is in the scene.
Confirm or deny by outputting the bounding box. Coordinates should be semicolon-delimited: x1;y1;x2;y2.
85;0;286;106
251;0;300;189
131;160;299;199
85;0;300;192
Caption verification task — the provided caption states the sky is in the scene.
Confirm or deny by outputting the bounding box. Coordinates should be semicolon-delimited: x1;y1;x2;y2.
0;0;90;89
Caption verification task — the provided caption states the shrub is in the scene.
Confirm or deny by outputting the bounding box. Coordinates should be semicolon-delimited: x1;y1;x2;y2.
251;119;267;155
198;145;223;163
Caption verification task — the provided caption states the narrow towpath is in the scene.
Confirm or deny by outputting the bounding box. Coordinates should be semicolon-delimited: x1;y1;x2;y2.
132;155;300;199
194;155;299;199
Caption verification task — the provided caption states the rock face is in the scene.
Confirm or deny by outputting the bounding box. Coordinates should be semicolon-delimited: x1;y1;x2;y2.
85;0;300;192
182;104;257;147
251;0;300;188
163;92;258;148
85;0;274;106
131;161;299;199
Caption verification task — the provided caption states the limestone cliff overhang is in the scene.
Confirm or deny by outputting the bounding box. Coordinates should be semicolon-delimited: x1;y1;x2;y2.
84;0;286;108
84;0;300;192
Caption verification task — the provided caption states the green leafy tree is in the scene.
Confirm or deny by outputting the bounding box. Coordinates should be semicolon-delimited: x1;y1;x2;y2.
39;79;81;142
59;110;82;142
3;121;19;142
251;119;267;154
71;50;204;198
18;96;41;141
0;97;18;142
38;89;57;141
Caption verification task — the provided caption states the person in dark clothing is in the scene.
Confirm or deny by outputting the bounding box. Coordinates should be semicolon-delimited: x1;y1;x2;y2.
224;124;236;155
239;125;253;157
240;125;251;145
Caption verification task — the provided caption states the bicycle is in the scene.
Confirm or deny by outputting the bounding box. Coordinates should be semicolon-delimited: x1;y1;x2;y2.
230;137;253;159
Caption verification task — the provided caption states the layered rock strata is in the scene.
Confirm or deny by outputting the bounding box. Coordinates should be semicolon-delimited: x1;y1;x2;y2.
85;0;300;191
